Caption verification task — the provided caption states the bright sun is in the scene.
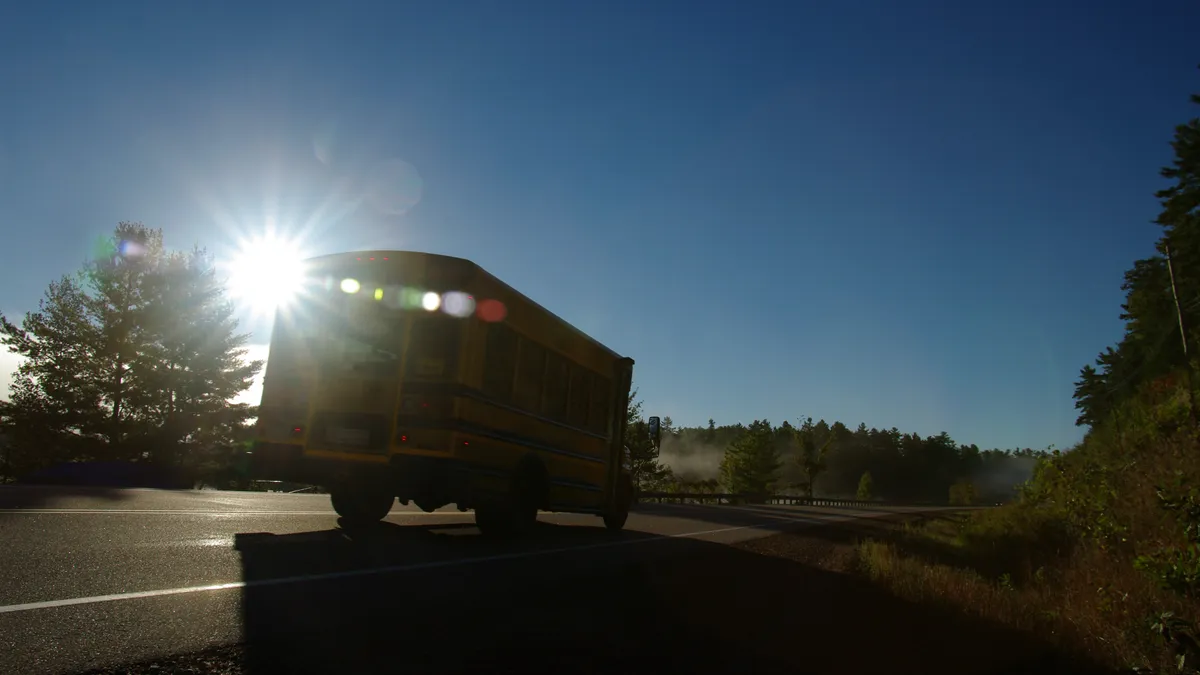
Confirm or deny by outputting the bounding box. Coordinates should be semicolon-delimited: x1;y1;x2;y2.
227;235;306;315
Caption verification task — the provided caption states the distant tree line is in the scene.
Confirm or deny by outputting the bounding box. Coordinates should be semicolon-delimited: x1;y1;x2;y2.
625;407;1046;505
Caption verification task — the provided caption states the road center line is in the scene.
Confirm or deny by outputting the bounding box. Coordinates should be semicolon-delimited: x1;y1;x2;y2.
0;518;830;615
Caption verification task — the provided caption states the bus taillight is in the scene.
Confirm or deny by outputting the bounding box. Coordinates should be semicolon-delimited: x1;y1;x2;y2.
393;429;452;451
400;395;453;417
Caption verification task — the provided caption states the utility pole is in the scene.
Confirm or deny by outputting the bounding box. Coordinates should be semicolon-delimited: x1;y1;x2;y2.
1165;243;1198;428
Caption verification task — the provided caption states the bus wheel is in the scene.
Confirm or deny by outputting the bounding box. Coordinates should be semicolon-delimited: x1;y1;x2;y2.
474;502;513;537
510;460;544;533
476;461;545;538
331;485;394;525
603;475;633;531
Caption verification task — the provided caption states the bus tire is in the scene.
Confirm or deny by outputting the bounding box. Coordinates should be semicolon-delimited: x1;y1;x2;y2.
330;485;394;525
511;457;546;532
474;502;513;537
476;459;546;538
603;475;633;531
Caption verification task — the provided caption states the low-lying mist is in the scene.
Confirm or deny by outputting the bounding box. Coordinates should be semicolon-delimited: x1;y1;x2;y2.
659;435;723;482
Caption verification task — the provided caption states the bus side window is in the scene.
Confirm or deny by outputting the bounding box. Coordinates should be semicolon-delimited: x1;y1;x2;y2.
588;375;611;435
542;351;569;421
566;365;590;429
513;338;546;412
482;323;518;401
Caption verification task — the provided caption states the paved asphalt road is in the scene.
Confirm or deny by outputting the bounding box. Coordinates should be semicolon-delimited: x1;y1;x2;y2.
0;486;939;675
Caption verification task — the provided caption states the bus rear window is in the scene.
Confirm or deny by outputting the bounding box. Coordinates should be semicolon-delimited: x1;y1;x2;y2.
405;318;462;379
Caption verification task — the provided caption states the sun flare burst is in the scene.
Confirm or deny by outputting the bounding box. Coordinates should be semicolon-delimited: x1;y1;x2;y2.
226;234;306;316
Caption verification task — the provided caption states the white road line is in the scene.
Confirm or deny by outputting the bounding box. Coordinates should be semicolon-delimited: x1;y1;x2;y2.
0;506;597;511
0;519;827;615
0;509;460;515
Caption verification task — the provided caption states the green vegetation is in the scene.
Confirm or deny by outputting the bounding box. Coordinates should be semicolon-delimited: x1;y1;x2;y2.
859;75;1200;674
0;222;260;487
856;471;874;500
635;410;1047;503
719;419;781;496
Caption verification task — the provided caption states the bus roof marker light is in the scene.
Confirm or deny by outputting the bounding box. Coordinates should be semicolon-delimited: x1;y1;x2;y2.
421;291;441;311
340;278;361;294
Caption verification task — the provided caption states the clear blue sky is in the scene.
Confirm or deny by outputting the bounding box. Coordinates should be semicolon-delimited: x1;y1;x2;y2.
1;0;1198;451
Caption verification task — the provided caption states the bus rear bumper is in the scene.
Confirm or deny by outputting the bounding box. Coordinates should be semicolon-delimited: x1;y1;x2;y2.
248;442;492;507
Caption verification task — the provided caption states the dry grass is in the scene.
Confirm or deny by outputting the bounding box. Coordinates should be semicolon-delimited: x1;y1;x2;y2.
858;511;1199;673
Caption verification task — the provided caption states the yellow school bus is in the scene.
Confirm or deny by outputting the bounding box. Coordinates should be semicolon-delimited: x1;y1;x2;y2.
247;250;636;535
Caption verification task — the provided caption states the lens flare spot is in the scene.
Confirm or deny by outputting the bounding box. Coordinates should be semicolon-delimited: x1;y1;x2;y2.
119;240;147;259
442;291;476;318
366;158;424;216
477;299;507;323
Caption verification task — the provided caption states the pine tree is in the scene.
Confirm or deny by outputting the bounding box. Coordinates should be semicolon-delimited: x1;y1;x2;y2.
720;419;779;496
794;416;832;498
1074;76;1200;422
0;277;107;474
0;223;261;480
85;222;167;456
138;247;261;468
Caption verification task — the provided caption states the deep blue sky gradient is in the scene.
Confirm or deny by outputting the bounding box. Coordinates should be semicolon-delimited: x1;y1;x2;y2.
1;0;1199;450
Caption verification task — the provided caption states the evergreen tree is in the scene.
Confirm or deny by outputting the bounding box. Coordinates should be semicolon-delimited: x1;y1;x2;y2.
794;416;831;498
138;247;261;467
1073;76;1200;425
0;277;107;474
86;222;167;455
720;419;779;496
0;223;261;479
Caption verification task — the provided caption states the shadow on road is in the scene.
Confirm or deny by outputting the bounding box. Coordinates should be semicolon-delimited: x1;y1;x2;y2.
0;483;136;509
232;518;1117;675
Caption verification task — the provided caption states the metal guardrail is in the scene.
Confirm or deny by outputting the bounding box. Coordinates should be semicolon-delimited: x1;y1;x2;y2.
635;492;952;508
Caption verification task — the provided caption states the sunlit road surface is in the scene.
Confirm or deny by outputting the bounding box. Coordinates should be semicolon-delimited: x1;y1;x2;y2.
0;486;940;675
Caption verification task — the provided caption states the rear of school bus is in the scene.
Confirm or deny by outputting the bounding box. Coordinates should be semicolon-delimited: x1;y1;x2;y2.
248;250;635;536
